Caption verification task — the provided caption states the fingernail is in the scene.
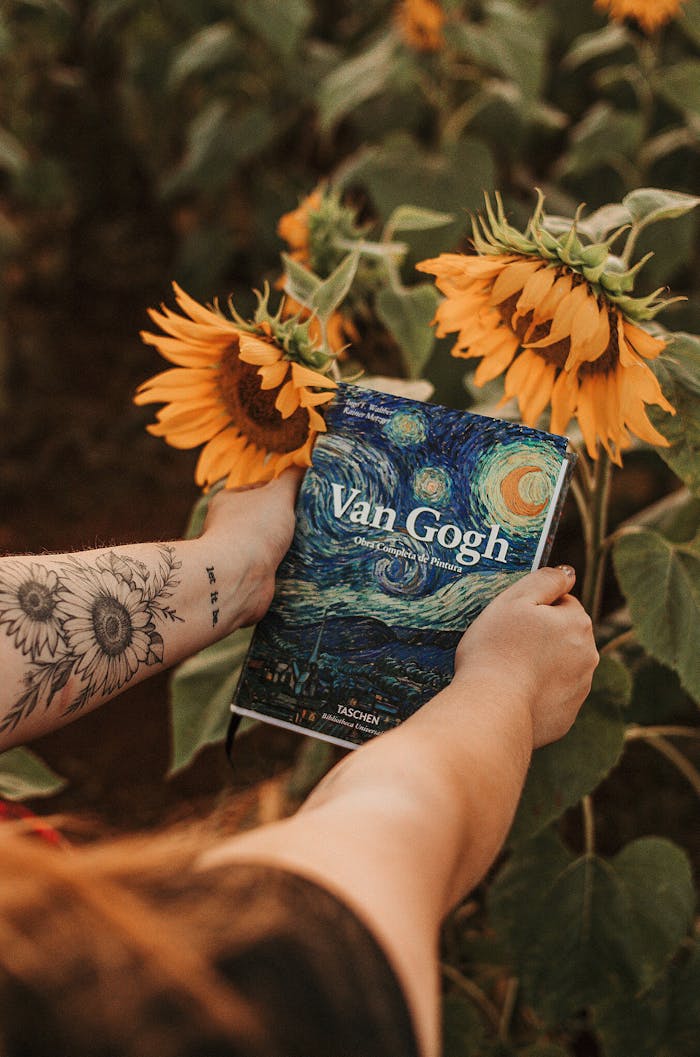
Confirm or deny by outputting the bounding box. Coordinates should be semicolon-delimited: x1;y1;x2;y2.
556;564;575;579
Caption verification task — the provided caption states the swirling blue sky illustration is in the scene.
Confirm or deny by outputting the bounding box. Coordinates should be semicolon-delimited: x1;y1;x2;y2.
237;384;570;743
274;384;568;632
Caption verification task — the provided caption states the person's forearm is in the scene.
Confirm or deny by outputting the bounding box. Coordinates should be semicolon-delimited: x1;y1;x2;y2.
201;673;534;1057
300;669;534;914
0;533;262;750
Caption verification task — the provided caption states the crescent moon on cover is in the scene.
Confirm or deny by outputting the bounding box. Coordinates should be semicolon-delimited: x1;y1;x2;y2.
500;465;548;517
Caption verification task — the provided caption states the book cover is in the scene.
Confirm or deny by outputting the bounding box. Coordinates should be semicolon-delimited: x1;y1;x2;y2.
231;383;573;750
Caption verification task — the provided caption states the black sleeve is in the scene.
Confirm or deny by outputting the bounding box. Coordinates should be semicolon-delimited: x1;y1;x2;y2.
206;862;421;1057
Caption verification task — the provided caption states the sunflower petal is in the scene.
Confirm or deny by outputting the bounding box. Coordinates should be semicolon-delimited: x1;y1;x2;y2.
239;332;282;366
275;379;301;418
257;360;289;390
290;362;338;389
622;320;666;360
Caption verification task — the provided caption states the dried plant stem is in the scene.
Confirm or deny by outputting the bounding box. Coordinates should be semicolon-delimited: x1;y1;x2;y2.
582;795;596;855
440;964;501;1031
635;734;700;799
601;628;637;655
498;977;519;1043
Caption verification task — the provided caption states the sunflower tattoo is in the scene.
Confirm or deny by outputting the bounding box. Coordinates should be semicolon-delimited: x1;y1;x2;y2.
0;546;183;733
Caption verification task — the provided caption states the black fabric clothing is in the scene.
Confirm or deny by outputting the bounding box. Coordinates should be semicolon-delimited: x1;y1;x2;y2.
201;862;421;1057
0;860;420;1057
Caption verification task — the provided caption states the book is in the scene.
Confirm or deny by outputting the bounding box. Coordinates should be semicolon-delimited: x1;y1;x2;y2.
229;383;574;751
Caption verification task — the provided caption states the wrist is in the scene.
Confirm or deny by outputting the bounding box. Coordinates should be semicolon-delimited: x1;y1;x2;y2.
186;533;273;636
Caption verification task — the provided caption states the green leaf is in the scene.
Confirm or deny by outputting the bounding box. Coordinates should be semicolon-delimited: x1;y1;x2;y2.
490;832;694;1024
441;993;486;1057
594;920;700;1057
375;284;439;380
628;658;697;726
649;333;700;496
168;23;240;87
236;0;312;58
384;204;453;236
184;492;212;540
0;747;66;800
561;103;644;176
163;101;279;197
169;628;253;775
613;528;700;705
337;134;494;260
316;32;398;132
509;655;629;844
577;203;632;242
281;253;322;308
479;0;550;100
623;188;700;229
310;250;360;321
655;61;700;117
679;0;700;46
562;23;631;69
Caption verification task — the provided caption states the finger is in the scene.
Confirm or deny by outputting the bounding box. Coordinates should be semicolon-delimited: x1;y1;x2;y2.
507;565;577;606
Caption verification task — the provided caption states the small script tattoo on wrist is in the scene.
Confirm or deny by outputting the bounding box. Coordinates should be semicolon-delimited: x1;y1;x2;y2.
206;566;219;628
0;546;183;733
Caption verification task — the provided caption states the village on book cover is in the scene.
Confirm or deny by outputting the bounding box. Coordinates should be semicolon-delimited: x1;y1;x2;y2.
231;383;573;750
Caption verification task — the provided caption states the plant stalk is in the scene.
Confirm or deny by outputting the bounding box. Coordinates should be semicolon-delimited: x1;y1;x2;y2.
581;451;613;624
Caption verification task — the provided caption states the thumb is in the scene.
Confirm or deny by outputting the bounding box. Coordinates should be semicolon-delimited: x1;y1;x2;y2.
508;565;576;606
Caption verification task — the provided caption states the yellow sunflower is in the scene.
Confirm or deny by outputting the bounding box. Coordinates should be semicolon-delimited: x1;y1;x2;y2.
395;0;446;51
595;0;686;33
417;199;676;464
134;283;337;490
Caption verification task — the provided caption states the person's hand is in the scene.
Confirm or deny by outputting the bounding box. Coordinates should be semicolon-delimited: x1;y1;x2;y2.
454;566;598;748
200;467;304;626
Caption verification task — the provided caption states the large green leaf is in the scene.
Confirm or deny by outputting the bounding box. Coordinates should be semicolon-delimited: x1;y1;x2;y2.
168;22;240;87
594;943;700;1057
310;250;360;321
490;832;694;1024
655;61;700;117
650;333;700;497
623;188;700;229
560;103;644;176
316;32;398;132
0;747;66;800
162;101;279;197
169;627;253;775
509;655;629;844
561;23;631;69
375;284;439;379
337;134;494;260
236;0;312;58
613;529;700;704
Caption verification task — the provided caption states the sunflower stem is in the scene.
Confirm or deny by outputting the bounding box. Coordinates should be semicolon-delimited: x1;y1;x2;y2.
581;451;613;625
582;794;595;855
638;735;700;800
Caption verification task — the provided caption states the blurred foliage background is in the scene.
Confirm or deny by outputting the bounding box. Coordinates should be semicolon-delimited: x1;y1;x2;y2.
1;1;699;1055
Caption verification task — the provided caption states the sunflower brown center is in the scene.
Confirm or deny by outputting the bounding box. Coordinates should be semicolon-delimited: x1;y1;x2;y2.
18;581;55;622
217;347;311;455
92;595;133;656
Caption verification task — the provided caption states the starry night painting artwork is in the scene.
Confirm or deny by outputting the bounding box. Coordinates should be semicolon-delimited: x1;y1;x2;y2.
231;383;573;750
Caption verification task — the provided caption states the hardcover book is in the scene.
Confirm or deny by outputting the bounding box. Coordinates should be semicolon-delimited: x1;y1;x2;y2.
230;383;574;750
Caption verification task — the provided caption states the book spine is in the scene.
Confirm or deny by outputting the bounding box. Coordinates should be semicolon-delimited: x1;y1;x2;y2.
531;451;577;569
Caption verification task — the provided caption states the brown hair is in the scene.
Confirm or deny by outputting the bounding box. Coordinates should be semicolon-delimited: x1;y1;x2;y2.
0;823;269;1057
